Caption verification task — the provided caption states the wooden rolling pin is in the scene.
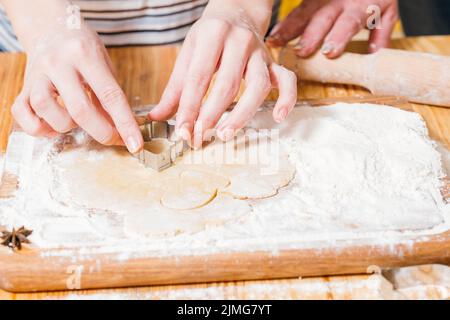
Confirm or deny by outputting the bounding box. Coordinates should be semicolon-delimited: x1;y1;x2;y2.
279;46;450;108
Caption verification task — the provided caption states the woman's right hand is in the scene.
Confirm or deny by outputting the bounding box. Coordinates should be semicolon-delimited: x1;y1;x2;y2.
11;24;143;153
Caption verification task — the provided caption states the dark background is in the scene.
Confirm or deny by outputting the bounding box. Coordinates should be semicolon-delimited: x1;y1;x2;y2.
399;0;450;36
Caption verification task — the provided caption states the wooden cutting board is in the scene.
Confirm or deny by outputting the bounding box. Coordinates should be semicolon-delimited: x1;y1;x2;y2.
0;96;449;293
1;38;450;294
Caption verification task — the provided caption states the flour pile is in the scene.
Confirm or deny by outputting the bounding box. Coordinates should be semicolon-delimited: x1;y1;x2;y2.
0;103;448;256
246;104;447;233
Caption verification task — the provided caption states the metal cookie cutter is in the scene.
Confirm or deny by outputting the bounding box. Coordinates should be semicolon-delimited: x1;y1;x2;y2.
133;120;188;171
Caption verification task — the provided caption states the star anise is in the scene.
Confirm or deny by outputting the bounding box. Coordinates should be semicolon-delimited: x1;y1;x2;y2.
1;226;33;250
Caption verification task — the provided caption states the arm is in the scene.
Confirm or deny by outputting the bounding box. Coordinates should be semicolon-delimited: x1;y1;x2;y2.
2;0;143;153
148;0;297;148
2;0;72;51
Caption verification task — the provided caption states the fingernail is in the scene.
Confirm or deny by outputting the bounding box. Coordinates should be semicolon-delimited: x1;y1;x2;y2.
276;108;289;123
294;39;306;50
203;128;216;142
171;129;181;141
193;123;203;149
369;43;377;52
193;134;203;150
218;127;234;141
295;40;313;57
126;136;141;154
321;42;335;55
177;123;191;141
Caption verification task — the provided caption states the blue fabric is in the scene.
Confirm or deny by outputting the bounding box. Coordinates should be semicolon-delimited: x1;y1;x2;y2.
0;0;281;52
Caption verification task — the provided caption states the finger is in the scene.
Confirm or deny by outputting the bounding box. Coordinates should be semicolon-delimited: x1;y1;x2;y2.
216;52;271;141
176;23;227;142
294;5;342;57
51;68;122;147
88;88;126;147
269;64;297;123
11;94;55;137
266;1;322;47
193;31;252;148
368;5;398;53
322;12;366;58
78;58;143;153
148;39;194;121
101;47;117;76
29;75;77;133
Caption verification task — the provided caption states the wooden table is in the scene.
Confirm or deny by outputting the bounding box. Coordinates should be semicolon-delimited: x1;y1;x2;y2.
0;36;449;299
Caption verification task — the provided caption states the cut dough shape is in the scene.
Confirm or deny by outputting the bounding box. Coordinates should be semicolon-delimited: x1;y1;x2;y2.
160;171;230;210
160;183;217;210
224;170;293;199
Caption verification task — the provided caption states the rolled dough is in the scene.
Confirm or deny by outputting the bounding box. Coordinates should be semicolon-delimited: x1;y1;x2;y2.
49;129;296;237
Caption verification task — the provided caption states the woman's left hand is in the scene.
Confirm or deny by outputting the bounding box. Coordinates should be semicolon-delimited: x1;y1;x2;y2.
148;0;297;149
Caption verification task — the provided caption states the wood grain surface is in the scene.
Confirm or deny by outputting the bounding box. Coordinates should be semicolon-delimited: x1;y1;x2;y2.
0;94;448;293
0;36;449;299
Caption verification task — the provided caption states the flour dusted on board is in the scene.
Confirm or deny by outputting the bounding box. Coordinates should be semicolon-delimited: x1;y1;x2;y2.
0;103;448;258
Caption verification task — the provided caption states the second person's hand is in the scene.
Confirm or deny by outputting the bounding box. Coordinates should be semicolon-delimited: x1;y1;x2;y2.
266;0;399;58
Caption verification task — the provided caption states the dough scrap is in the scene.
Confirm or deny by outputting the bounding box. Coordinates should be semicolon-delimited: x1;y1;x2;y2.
222;160;295;199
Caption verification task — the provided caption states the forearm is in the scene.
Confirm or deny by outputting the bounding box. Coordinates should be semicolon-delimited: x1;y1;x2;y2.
1;0;74;52
204;0;274;35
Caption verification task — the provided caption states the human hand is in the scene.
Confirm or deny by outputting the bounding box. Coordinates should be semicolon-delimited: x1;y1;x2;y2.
11;25;143;153
148;0;297;149
266;0;399;58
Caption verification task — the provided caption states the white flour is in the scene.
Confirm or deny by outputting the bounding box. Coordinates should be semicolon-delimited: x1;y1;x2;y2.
0;103;448;259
